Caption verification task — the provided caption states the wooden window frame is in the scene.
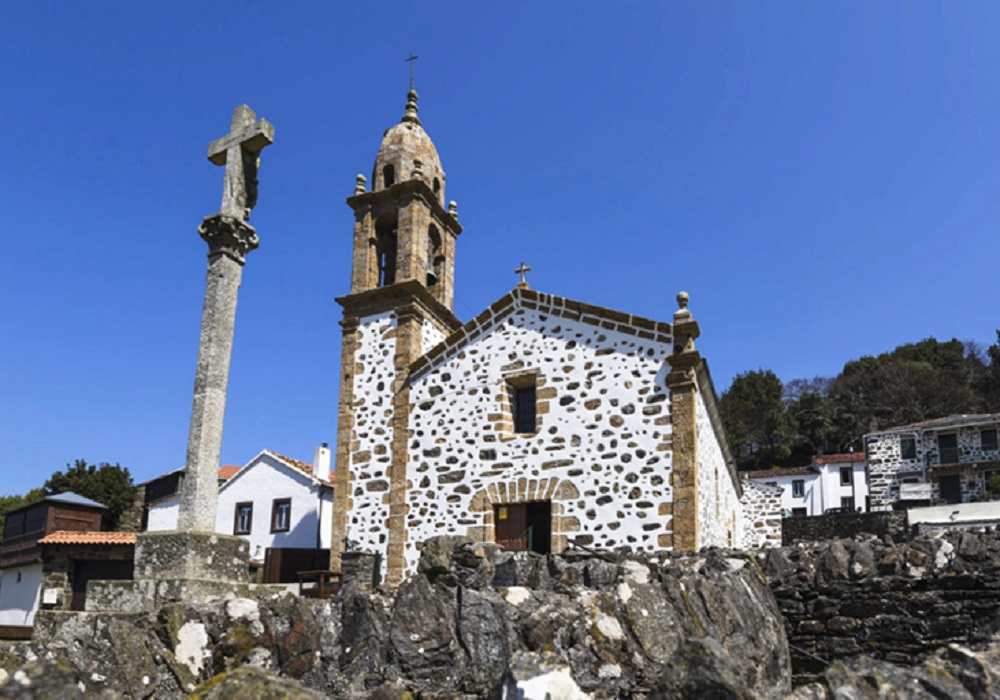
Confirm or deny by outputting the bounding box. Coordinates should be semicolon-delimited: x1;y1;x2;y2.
234;502;253;535
792;480;805;497
840;466;852;486
981;429;998;452
900;436;917;460
271;498;292;534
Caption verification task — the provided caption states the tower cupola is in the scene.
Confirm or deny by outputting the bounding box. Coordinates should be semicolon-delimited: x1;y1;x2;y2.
372;90;446;204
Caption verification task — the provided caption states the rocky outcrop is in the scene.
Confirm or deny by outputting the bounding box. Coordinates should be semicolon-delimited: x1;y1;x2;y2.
763;530;1000;683
1;538;789;699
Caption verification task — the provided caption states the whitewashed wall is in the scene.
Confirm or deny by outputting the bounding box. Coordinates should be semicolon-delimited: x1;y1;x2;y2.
215;454;331;560
146;496;179;531
0;563;42;626
695;391;741;548
344;311;399;554
400;304;675;573
816;463;868;512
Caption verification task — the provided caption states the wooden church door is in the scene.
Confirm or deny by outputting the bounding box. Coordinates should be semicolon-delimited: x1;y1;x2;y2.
495;504;528;550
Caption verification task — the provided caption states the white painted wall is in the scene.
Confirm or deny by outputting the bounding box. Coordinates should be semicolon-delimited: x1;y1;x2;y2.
696;390;742;548
0;563;42;627
146;496;179;531
747;473;820;515
215;453;332;561
816;463;868;512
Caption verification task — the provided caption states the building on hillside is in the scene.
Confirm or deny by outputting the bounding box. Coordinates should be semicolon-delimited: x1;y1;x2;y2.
866;414;1000;509
36;530;135;614
146;445;333;567
0;493;107;638
329;86;777;585
742;453;868;516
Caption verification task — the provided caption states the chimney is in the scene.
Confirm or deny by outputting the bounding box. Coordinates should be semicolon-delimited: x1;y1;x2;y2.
313;443;332;482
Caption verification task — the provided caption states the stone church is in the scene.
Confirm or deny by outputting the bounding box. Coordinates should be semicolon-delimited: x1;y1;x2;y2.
330;87;776;585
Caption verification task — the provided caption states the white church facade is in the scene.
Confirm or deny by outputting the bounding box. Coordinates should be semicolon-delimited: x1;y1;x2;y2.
329;87;778;584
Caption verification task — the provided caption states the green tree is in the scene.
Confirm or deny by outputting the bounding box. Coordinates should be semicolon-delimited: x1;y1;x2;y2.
44;460;137;531
719;369;795;471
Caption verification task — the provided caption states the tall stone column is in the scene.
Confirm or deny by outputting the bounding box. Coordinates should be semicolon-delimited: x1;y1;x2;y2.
177;105;274;532
667;292;703;553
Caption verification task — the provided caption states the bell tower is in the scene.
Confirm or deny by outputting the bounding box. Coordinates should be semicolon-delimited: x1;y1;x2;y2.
345;88;461;309
331;86;463;584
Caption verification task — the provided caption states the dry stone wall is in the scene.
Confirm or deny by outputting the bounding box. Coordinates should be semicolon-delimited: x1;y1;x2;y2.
764;530;1000;684
403;301;675;573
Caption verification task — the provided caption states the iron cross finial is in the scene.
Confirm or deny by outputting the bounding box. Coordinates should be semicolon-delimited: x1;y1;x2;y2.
406;52;419;90
515;261;532;289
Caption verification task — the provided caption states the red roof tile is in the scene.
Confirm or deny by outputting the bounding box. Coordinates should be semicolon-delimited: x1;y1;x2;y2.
218;465;241;480
38;531;137;546
265;451;331;483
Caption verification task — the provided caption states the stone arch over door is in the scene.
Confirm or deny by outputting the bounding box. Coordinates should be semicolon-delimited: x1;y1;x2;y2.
467;477;580;553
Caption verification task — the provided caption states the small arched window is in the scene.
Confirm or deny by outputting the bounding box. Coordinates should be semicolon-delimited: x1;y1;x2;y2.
382;164;395;189
433;178;441;195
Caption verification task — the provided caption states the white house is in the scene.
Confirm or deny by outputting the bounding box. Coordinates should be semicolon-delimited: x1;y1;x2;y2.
743;452;868;516
216;447;333;564
146;445;333;564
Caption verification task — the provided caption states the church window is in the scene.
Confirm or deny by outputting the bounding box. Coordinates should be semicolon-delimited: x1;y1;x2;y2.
271;499;291;533
513;386;537;434
900;436;917;460
234;502;253;535
433;178;441;195
382;164;395;188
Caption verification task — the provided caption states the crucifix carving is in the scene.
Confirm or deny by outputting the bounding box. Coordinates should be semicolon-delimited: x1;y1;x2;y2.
515;261;532;289
207;104;275;220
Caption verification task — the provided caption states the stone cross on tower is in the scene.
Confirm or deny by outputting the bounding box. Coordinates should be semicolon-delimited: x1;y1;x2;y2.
177;105;274;532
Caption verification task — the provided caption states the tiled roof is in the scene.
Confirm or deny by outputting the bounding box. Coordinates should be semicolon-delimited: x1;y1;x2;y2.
741;466;815;479
218;465;241;480
264;451;330;483
38;531;137;545
814;452;865;465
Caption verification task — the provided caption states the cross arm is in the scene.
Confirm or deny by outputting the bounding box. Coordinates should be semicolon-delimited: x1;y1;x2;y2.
207;118;275;164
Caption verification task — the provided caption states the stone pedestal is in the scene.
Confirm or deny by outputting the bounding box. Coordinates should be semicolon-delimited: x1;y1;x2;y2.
133;531;249;582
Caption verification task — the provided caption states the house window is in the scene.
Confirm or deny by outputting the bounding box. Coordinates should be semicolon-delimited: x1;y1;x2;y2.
840;467;852;486
791;507;807;517
271;499;292;533
841;496;855;511
900;436;917;460
938;434;959;464
982;429;998;452
792;480;804;497
234;502;253;535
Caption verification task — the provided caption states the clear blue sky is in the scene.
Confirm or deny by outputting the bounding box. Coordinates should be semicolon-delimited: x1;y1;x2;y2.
2;3;998;496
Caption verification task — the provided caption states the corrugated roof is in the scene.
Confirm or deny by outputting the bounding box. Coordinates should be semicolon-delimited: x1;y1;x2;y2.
870;414;1000;434
814;452;865;465
741;466;815;479
38;531;137;545
45;492;108;509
